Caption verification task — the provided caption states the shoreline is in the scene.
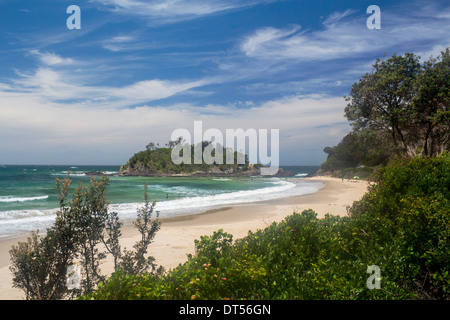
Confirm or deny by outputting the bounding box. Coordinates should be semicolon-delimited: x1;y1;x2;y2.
0;176;370;300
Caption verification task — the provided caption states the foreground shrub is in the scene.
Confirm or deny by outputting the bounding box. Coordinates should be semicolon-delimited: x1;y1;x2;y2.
10;177;161;300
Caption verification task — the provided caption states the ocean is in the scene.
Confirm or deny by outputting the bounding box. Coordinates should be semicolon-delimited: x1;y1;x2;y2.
0;165;322;238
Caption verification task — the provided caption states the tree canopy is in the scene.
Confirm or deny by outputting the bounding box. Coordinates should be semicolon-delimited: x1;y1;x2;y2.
322;48;449;176
344;49;449;159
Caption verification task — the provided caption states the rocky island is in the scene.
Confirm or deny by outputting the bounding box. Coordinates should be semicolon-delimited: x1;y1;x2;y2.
117;141;265;177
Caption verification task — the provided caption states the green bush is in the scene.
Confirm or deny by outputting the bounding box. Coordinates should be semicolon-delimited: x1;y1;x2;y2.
348;152;450;298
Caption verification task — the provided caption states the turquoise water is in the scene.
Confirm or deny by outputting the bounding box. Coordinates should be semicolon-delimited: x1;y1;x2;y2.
0;165;321;237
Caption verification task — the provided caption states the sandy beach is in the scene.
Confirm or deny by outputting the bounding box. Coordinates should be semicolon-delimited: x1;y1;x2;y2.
0;176;370;300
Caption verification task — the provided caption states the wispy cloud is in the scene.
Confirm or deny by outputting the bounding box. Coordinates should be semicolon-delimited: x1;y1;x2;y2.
101;34;139;52
29;50;77;66
14;69;209;107
92;0;275;24
322;9;356;27
8;50;211;107
240;6;450;62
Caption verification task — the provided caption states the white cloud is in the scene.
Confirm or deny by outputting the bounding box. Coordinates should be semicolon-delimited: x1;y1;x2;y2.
322;9;356;27
10;62;209;107
240;25;301;58
240;8;450;62
30;50;76;66
10;50;215;106
102;35;138;52
416;43;450;62
92;0;274;24
113;79;208;102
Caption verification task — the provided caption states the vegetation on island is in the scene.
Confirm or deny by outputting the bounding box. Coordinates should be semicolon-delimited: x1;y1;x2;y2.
119;139;262;176
9;49;449;300
321;49;449;179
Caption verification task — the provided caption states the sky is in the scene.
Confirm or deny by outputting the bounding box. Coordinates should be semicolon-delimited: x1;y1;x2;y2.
0;0;449;166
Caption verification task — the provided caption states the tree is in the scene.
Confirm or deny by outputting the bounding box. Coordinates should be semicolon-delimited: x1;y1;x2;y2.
345;49;449;158
411;48;450;157
167;137;184;149
321;129;394;173
118;184;162;275
9;231;76;300
9;177;79;300
146;142;156;151
344;52;421;157
10;177;162;299
70;177;110;294
102;211;122;270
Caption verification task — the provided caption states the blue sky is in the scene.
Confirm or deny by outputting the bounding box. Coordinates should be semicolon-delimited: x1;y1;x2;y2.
0;0;449;165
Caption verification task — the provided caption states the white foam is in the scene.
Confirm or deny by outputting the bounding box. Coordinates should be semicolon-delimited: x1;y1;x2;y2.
51;170;117;176
0;208;56;220
0;195;49;203
104;171;118;175
0;180;324;237
0;208;58;236
51;171;86;176
111;179;324;220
